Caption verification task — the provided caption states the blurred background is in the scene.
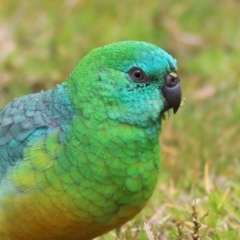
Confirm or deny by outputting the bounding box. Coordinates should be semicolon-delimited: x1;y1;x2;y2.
0;0;240;239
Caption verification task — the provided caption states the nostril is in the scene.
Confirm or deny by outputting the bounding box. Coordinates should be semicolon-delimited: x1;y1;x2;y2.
165;73;179;88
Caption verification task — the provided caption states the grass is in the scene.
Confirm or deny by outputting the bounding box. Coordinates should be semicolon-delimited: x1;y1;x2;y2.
1;0;240;239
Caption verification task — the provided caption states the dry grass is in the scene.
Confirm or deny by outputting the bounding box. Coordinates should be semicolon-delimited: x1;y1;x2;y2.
1;0;240;239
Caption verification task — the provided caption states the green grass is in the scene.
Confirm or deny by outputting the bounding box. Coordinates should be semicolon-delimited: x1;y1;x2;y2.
1;0;240;239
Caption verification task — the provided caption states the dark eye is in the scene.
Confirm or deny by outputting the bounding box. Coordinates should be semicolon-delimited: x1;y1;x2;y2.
129;67;146;82
165;72;179;87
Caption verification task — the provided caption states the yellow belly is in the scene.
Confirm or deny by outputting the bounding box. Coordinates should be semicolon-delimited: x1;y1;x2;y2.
0;189;143;240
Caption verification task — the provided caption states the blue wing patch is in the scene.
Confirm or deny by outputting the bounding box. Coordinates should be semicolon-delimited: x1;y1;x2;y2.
0;84;74;181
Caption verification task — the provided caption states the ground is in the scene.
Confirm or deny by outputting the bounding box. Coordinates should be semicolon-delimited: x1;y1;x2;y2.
0;1;240;239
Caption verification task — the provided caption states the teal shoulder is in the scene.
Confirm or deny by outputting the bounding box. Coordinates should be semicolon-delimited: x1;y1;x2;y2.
0;84;74;181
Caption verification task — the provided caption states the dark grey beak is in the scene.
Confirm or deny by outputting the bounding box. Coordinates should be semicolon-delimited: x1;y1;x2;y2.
162;72;182;114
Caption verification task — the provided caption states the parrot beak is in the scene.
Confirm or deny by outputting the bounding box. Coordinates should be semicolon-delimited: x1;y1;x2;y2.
162;72;182;114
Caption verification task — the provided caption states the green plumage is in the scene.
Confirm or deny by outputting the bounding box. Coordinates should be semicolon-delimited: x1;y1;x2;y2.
0;41;181;239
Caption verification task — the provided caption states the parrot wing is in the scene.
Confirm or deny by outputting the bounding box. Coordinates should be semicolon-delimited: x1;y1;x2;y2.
0;92;59;181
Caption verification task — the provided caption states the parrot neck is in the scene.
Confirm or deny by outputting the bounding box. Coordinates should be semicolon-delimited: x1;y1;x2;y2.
63;113;161;179
68;113;161;159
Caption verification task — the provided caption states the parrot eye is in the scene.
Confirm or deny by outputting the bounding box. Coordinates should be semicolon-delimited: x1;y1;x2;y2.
129;67;147;82
165;72;180;87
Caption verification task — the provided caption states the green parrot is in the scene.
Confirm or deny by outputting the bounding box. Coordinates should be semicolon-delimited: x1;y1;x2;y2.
0;41;181;240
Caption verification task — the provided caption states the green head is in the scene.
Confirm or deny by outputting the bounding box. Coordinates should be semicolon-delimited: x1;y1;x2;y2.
67;41;181;127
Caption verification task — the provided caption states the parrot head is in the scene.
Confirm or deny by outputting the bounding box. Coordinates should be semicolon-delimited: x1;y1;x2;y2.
69;41;181;126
